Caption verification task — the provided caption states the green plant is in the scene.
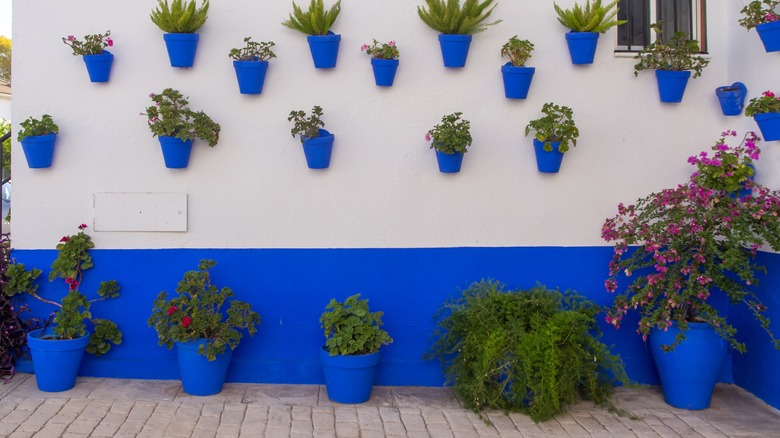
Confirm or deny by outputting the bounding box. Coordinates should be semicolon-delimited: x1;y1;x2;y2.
320;293;392;356
739;0;780;30
16;115;58;142
282;0;342;36
603;131;780;352
633;23;709;78
288;106;325;142
144;88;221;147
150;0;209;34
62;31;113;56
417;0;502;35
426;112;472;154
361;40;399;60
553;0;626;33
1;119;9;179
525;102;579;153
148;259;261;361
3;225;122;355
745;90;780;117
500;36;534;67
228;37;277;62
427;280;627;422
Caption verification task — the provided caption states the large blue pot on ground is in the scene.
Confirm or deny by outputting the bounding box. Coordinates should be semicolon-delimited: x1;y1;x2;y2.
371;58;399;87
756;21;780;52
176;339;233;396
163;33;199;68
27;328;90;392
533;139;564;173
438;34;472;68
435;150;464;173
715;82;747;116
307;32;341;69
158;136;193;169
565;32;599;65
655;70;691;103
20;133;57;169
501;63;535;99
82;51;114;83
754;112;780;141
649;322;727;410
320;347;380;404
233;60;269;94
302;129;335;169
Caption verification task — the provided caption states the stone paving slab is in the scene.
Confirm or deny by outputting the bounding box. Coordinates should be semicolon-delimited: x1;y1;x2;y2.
0;374;779;437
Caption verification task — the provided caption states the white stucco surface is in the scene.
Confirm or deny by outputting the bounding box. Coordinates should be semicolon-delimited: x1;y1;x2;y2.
11;1;763;249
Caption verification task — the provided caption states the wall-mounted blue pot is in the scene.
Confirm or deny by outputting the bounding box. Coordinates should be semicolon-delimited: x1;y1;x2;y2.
655;69;691;103
307;32;341;69
163;33;199;68
20;133;57;168
176;339;233;396
754;112;780;141
501;63;535;99
233;60;269;94
435;150;464;173
27;328;90;392
757;21;780;52
715;82;747;116
82;50;113;82
533;139;564;173
158;136;193;169
302;129;335;169
565;32;599;65
371;58;399;87
438;34;472;68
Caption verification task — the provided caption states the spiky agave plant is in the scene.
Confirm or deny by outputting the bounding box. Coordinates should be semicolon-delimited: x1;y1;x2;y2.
150;0;210;34
417;0;502;35
282;0;342;36
553;0;626;33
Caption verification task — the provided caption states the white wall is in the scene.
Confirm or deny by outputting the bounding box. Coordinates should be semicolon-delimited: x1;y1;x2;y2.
12;0;734;250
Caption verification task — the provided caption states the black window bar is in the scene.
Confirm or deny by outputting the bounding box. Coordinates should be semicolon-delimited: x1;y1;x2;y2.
617;0;703;52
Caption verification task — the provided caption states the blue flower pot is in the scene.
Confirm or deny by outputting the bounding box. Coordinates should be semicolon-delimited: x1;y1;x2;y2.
302;129;335;169
533;139;564;173
435;150;464;173
320;347;380;404
163;33;199;68
715;82;747;116
176;339;233;396
82;50;113;83
565;32;599;65
20;133;57;169
27;328;90;392
649;322;727;410
233;60;269;94
655;69;691;103
307;32;341;69
438;34;472;68
756;21;780;52
370;58;399;87
158;136;193;169
501;63;535;99
754;112;780;141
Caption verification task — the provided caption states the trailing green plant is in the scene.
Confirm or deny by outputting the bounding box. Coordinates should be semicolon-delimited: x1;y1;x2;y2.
320;293;392;356
425;112;472;154
525;102;579;153
427;281;627;422
745;90;780;117
148;259;261;361
4;225;122;356
739;0;780;30
144;88;221;147
282;0;342;36
62;31;113;56
150;0;210;34
288;105;325;141
633;23;709;78
500;36;534;67
417;0;502;35
553;0;626;33
228;37;277;62
16;115;58;142
361;39;400;60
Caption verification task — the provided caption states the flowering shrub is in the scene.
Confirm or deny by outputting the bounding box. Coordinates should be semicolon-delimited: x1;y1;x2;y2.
745;90;780;117
602;131;780;352
500;36;534;67
148;259;260;361
62;31;113;56
228;37;276;61
360;39;399;60
143;88;221;146
426;112;472;155
739;0;780;30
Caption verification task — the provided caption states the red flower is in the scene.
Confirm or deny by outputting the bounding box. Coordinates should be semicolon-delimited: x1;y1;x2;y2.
167;306;178;316
65;277;78;291
78;223;88;230
181;316;192;328
60;236;70;242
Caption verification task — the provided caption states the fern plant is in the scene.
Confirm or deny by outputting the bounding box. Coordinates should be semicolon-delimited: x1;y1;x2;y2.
282;0;342;36
553;0;626;33
150;0;210;34
418;0;502;35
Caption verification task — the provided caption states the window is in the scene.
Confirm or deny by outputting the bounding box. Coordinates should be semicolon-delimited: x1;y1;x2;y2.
617;0;707;52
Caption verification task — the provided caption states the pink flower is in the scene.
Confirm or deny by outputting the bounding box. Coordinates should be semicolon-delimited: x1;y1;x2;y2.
78;223;88;230
148;93;155;98
67;35;76;42
388;40;396;47
360;44;369;51
106;38;113;47
763;90;776;98
425;132;432;142
60;236;70;242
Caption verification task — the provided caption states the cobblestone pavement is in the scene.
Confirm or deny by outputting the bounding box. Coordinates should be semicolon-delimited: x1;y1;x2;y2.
1;374;779;437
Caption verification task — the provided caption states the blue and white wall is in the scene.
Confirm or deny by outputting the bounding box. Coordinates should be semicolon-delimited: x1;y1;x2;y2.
10;0;780;405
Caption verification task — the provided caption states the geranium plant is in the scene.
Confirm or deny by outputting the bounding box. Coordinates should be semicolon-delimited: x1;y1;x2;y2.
4;225;122;355
361;40;399;60
602;131;780;352
148;259;261;361
525;102;579;153
228;37;276;62
144;88;220;146
417;0;502;34
633;24;709;78
501;36;534;67
320;294;392;356
288;105;325;141
745;90;780;117
739;0;780;30
16;115;58;142
426;112;472;155
62;31;113;56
